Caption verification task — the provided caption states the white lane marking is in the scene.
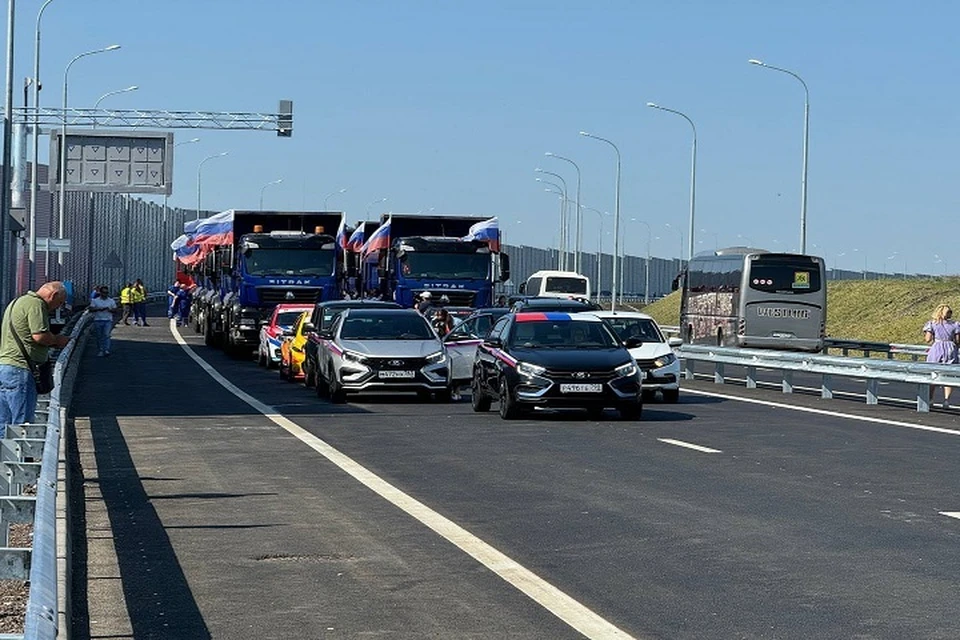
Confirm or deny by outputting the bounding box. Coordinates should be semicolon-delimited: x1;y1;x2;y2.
939;512;960;520
685;388;960;437
657;438;721;454
170;321;636;640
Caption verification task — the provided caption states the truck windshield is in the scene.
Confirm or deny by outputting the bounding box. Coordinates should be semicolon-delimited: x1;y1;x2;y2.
245;249;335;277
400;252;488;279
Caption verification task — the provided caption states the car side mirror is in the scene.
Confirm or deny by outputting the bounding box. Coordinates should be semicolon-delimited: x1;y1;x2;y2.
624;337;643;349
668;337;683;348
303;323;315;334
483;337;502;348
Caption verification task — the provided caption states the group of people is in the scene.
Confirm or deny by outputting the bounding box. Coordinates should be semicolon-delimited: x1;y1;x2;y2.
167;282;194;326
414;291;455;337
118;280;149;327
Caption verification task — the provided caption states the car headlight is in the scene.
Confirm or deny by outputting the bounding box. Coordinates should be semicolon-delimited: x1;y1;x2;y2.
344;351;368;364
425;351;447;365
653;353;677;369
614;361;638;378
517;361;546;377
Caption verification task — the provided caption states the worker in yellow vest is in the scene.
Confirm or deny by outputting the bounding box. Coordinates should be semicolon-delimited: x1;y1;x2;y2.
132;279;148;326
119;283;133;325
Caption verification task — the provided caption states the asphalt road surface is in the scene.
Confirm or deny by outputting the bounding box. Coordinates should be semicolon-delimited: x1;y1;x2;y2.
69;319;960;639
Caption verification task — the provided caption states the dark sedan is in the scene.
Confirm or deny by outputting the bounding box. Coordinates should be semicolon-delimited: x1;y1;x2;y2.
471;312;643;420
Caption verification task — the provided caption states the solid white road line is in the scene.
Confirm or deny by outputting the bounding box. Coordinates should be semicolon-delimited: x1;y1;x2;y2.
685;388;960;437
170;321;636;640
657;438;721;454
939;512;960;520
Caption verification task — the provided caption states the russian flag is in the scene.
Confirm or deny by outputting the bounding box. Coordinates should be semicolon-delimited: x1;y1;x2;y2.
184;218;202;234
463;216;500;252
347;225;365;252
361;216;391;257
193;210;235;246
171;234;206;265
335;215;349;251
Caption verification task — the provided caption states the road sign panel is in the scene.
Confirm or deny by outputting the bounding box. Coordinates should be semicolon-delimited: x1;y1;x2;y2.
36;238;71;253
49;129;174;195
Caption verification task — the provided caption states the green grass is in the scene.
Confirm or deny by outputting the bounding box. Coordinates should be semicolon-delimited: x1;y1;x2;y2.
638;278;960;345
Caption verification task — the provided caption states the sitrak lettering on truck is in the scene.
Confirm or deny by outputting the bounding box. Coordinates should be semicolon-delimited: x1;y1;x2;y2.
756;307;810;319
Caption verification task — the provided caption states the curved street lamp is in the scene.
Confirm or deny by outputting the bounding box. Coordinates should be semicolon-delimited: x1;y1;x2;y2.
366;197;387;216
196;152;228;220
323;187;347;210
92;84;137;128
647;103;697;263
58;44;121;271
545;152;582;272
535;168;570;269
259;179;283;211
748;59;810;254
580;131;622;311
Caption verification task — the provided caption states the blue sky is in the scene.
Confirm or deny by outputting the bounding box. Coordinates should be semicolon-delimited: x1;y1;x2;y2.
18;1;954;274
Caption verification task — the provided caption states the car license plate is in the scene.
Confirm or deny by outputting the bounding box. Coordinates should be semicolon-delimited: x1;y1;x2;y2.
560;383;603;393
379;370;415;379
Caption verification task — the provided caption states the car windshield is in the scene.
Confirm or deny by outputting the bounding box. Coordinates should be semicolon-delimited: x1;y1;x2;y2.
245;248;335;277
399;252;489;279
340;314;434;340
508;319;619;349
276;311;305;327
603;318;664;343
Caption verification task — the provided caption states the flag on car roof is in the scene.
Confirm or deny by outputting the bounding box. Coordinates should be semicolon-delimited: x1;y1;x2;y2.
462;216;500;252
193;210;235;246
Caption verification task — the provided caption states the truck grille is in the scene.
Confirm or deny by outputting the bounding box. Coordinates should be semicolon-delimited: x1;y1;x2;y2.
424;290;476;306
257;287;322;305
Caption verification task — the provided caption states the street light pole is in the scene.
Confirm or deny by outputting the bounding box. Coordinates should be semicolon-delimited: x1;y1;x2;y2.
535;168;569;269
196;151;228;220
92;84;137;128
365;197;387;217
59;44;121;273
26;0;55;290
545;152;582;273
163;137;199;223
630;218;652;304
582;205;607;304
647;103;696;263
323;188;347;211
749;59;810;254
259;178;283;211
0;0;13;305
580;132;621;311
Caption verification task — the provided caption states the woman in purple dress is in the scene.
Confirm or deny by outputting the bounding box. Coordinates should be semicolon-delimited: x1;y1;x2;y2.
923;304;960;408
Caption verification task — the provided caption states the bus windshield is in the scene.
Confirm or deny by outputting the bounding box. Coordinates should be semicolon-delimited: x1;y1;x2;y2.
246;248;335;277
748;260;822;294
400;252;489;279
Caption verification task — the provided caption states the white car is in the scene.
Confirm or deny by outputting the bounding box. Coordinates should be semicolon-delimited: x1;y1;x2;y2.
584;311;682;403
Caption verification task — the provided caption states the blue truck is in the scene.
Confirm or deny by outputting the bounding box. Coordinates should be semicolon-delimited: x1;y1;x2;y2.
195;210;345;355
362;214;509;308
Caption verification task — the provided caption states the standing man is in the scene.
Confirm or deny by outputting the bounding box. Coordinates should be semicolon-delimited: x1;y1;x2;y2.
88;286;118;357
132;279;148;327
0;282;71;426
119;283;133;325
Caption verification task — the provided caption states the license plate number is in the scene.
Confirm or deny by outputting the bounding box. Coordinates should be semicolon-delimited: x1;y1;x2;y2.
379;370;415;379
560;383;603;393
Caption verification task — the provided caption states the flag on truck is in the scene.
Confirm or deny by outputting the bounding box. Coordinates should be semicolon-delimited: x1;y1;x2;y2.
193;210;235;246
335;215;349;251
347;225;365;252
184;218;202;234
360;216;391;257
462;216;500;252
170;234;206;265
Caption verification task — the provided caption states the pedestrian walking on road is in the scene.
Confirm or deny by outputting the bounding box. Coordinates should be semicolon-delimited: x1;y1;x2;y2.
119;283;133;325
923;304;960;409
132;279;148;326
175;285;192;326
88;286;117;357
0;282;71;426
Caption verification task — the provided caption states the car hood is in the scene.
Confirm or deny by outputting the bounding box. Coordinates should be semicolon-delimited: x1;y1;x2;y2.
628;342;673;360
340;339;442;358
509;347;632;371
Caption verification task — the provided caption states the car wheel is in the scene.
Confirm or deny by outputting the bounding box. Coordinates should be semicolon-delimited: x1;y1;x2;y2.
303;363;315;388
279;360;288;381
618;401;643;420
316;365;330;398
471;377;491;412
329;374;347;404
662;388;680;404
499;379;520;420
257;348;267;367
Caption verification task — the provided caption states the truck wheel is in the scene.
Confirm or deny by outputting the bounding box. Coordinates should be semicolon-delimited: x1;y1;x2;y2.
204;319;215;346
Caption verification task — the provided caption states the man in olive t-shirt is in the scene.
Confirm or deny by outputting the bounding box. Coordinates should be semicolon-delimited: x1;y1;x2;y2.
0;282;70;426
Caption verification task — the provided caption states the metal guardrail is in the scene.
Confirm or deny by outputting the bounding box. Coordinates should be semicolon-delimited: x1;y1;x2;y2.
0;311;90;639
678;344;959;412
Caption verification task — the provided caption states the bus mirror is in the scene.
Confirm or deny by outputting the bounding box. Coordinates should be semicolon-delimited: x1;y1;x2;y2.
499;253;510;283
668;337;683;348
518;282;526;294
671;275;680;291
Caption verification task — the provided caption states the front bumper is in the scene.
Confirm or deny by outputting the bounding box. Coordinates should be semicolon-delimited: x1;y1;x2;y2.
513;371;641;408
337;357;450;393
